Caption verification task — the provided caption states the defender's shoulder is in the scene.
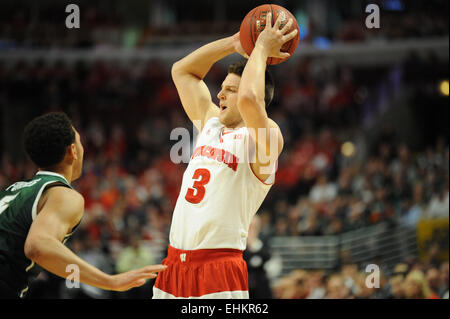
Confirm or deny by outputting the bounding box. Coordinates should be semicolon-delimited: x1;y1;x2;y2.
44;186;84;208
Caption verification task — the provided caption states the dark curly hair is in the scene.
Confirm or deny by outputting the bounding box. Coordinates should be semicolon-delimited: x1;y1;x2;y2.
228;60;275;107
23;112;75;168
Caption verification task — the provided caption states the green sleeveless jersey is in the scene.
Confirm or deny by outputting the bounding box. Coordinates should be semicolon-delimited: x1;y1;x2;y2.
0;171;77;298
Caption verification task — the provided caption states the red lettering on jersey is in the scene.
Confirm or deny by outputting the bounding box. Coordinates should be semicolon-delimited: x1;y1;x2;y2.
202;146;212;158
191;146;202;159
191;146;239;171
214;148;224;162
227;154;239;171
222;151;231;164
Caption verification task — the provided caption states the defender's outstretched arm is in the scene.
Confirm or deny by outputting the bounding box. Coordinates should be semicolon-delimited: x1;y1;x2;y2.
24;187;166;292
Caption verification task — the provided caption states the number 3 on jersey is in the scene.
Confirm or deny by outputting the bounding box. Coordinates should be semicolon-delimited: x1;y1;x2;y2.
185;168;211;204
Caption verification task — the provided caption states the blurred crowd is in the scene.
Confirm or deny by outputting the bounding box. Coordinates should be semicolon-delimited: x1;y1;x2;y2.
272;261;449;299
0;0;448;49
0;33;448;298
264;135;449;237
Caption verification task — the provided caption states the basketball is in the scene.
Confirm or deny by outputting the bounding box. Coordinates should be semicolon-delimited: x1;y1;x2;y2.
239;4;300;65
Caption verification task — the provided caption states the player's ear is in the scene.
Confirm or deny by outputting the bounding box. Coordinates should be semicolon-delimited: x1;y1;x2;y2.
67;143;78;161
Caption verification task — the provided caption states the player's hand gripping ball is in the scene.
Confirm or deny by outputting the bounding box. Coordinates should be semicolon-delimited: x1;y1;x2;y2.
240;4;300;65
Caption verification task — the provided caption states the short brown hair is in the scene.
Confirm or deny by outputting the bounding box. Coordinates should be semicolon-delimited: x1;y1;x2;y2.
228;60;274;107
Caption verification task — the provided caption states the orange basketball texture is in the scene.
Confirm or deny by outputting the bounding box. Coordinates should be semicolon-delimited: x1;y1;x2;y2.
239;4;300;65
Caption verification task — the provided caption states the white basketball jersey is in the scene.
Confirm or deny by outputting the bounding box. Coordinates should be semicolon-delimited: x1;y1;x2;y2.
169;117;274;251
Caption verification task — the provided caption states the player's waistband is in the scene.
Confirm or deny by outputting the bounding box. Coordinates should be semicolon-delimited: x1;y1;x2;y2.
166;245;243;264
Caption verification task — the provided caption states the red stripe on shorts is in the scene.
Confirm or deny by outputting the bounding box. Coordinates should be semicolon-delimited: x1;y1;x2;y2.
154;245;249;298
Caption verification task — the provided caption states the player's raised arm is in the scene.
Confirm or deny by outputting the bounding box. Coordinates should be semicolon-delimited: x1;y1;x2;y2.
237;13;297;181
24;187;167;292
172;33;248;131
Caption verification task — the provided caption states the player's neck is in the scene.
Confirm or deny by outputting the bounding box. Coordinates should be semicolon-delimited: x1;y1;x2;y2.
226;120;245;130
38;166;73;184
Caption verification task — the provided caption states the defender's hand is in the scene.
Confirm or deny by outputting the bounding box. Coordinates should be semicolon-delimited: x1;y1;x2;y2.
107;264;167;292
255;12;298;59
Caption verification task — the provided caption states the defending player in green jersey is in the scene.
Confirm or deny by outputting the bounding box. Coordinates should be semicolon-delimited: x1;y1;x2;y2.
0;112;166;298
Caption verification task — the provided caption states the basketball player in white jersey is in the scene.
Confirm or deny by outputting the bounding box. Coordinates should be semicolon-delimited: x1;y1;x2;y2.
153;13;298;299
